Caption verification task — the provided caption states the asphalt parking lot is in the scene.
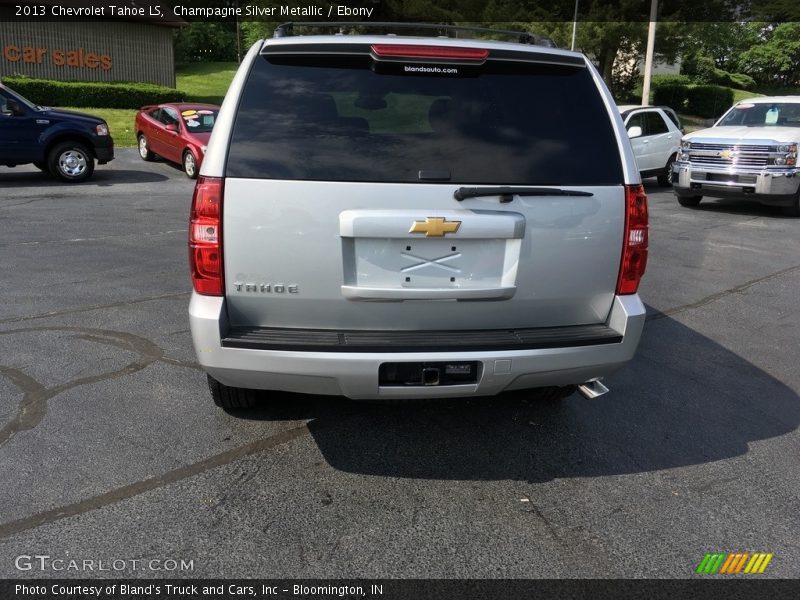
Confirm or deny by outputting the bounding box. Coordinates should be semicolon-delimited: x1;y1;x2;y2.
0;150;798;579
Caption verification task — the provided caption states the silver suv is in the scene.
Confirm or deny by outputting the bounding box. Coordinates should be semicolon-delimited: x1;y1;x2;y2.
189;24;649;408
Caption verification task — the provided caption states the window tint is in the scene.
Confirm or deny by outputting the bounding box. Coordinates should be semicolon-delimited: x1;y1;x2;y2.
161;107;179;127
719;103;800;127
627;113;646;134
645;112;668;135
0;85;37;110
180;109;218;133
662;109;681;129
226;54;623;185
0;90;10;115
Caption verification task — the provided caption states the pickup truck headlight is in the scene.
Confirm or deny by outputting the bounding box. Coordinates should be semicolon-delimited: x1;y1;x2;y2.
678;140;691;161
776;143;797;166
95;123;109;136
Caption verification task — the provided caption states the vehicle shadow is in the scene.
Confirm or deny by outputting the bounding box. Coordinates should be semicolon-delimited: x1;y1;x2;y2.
0;169;169;188
689;198;792;218
647;186;791;218
230;312;799;482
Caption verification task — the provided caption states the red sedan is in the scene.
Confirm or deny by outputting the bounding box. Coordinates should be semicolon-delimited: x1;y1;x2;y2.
134;103;220;179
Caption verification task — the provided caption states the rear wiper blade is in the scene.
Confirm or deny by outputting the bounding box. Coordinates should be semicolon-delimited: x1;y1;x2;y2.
454;186;594;202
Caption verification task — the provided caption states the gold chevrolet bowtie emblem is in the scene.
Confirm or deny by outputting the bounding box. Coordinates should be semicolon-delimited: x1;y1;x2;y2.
719;149;734;159
409;217;461;237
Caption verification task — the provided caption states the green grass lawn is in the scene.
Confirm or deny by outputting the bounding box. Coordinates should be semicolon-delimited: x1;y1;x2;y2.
61;107;138;148
176;62;238;105
732;88;764;103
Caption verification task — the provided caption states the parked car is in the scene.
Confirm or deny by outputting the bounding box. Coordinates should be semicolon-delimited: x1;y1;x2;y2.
618;105;683;186
0;83;113;182
135;103;220;179
673;96;800;216
189;25;649;409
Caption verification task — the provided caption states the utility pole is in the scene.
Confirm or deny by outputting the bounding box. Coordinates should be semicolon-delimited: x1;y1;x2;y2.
641;0;658;106
571;0;579;51
235;0;242;63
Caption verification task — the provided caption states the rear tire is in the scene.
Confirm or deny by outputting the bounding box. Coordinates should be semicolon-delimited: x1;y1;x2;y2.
677;195;702;207
48;141;94;182
657;154;676;186
183;150;198;179
207;374;259;409
138;134;155;161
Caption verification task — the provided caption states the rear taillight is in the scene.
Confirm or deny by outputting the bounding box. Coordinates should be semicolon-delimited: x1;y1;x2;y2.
370;44;489;61
189;176;224;296
616;184;649;295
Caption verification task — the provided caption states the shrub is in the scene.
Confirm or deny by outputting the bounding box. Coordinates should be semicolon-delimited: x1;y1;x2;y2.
650;74;692;89
653;84;688;110
0;75;184;109
725;72;757;91
686;85;735;118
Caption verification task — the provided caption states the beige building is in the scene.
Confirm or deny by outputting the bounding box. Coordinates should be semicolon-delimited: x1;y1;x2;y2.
0;1;182;88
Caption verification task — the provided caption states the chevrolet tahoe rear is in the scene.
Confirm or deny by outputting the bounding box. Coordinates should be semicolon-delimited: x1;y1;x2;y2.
188;27;648;408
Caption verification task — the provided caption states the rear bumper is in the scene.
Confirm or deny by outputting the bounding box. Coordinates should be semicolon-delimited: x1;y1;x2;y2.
672;163;800;206
189;293;647;400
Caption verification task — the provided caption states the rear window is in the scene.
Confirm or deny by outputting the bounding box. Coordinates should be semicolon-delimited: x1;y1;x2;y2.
181;108;218;133
226;51;623;185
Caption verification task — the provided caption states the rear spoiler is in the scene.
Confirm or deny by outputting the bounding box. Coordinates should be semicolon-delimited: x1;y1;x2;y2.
273;22;558;48
262;42;585;69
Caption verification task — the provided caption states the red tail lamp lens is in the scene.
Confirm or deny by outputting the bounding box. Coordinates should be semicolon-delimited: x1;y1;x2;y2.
616;184;649;295
189;176;224;296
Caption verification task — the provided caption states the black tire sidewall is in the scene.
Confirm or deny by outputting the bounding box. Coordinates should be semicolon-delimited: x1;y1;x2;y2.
48;142;94;182
183;151;198;179
658;155;676;187
138;134;154;161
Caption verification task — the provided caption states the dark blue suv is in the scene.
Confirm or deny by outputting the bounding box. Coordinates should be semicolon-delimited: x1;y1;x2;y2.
0;83;114;182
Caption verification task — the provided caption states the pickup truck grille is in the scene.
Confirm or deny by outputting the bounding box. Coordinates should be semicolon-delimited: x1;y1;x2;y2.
688;143;772;168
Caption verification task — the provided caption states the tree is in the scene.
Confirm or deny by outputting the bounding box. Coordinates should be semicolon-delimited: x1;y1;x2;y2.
175;23;238;63
738;22;800;87
678;22;760;73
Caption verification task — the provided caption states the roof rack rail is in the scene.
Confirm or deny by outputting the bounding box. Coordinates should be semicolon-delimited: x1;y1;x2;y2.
272;22;558;48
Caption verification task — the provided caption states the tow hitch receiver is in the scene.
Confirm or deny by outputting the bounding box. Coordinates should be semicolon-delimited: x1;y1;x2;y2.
380;362;479;386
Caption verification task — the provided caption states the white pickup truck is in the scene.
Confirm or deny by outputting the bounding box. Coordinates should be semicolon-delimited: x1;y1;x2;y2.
672;96;800;216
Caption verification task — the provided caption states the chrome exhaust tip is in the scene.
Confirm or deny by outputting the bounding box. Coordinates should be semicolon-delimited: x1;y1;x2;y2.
577;378;609;399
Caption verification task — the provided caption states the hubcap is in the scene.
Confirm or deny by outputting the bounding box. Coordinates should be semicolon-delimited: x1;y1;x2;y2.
139;137;148;157
185;154;195;176
58;150;87;177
